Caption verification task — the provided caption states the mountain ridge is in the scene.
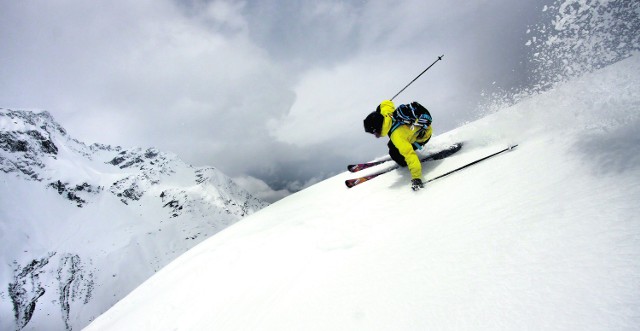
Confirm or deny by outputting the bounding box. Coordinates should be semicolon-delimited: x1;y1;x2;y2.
0;108;268;330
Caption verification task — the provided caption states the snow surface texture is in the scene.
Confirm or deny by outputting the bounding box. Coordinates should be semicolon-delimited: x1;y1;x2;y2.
481;0;640;113
0;110;268;330
86;47;640;331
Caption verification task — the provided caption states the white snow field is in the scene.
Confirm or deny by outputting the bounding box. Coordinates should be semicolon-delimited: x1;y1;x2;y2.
85;54;640;330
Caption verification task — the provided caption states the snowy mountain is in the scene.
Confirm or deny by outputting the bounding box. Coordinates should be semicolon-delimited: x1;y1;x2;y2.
0;109;268;330
85;54;640;330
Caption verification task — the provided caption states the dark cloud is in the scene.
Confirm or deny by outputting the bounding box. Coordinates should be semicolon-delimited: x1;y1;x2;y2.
1;0;553;200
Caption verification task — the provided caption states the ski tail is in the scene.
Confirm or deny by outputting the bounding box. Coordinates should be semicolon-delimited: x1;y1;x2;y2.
347;159;390;172
421;142;463;162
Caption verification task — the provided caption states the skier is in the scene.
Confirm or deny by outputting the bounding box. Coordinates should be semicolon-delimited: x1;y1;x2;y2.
363;100;432;190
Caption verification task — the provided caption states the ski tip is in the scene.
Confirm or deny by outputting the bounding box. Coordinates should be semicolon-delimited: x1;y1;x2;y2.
345;177;367;188
348;164;369;173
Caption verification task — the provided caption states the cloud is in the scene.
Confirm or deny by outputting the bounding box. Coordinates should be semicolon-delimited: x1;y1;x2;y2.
232;175;290;203
2;0;292;160
267;52;448;147
1;0;553;200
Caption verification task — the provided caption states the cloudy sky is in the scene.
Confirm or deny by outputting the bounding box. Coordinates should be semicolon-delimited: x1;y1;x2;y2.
1;0;552;202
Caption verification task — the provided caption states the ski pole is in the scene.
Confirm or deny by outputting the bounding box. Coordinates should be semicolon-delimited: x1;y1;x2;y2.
390;54;444;101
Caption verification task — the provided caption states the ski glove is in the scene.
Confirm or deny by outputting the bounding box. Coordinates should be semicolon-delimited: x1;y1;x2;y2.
411;178;424;191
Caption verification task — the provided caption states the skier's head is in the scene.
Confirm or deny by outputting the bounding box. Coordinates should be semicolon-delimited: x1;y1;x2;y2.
363;110;383;137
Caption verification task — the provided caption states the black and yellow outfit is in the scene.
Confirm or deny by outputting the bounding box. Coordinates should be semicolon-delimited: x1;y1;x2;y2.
375;100;432;180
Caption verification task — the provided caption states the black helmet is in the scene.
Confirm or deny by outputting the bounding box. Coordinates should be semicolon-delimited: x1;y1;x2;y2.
363;111;383;134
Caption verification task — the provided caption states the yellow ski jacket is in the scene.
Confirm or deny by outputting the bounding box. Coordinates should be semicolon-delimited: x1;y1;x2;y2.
378;100;433;179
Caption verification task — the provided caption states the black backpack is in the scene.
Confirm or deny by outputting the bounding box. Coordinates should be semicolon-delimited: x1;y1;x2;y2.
389;102;432;135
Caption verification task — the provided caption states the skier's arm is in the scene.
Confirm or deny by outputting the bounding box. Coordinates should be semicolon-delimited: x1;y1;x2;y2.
378;100;395;116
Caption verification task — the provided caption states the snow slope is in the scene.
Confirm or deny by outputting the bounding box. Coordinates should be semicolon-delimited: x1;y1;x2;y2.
85;54;640;330
0;110;268;330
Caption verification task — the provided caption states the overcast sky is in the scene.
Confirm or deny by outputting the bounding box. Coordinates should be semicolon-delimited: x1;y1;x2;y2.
1;0;553;202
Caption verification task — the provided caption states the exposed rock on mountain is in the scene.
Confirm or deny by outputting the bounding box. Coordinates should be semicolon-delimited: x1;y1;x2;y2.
0;108;268;330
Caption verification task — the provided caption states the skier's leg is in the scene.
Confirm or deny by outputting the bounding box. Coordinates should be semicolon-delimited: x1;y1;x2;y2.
387;140;407;167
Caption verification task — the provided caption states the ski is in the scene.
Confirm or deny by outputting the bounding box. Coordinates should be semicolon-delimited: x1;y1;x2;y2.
345;143;463;188
347;142;463;173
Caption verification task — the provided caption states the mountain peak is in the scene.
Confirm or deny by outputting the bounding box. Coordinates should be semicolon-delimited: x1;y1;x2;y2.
0;108;268;330
1;108;67;137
